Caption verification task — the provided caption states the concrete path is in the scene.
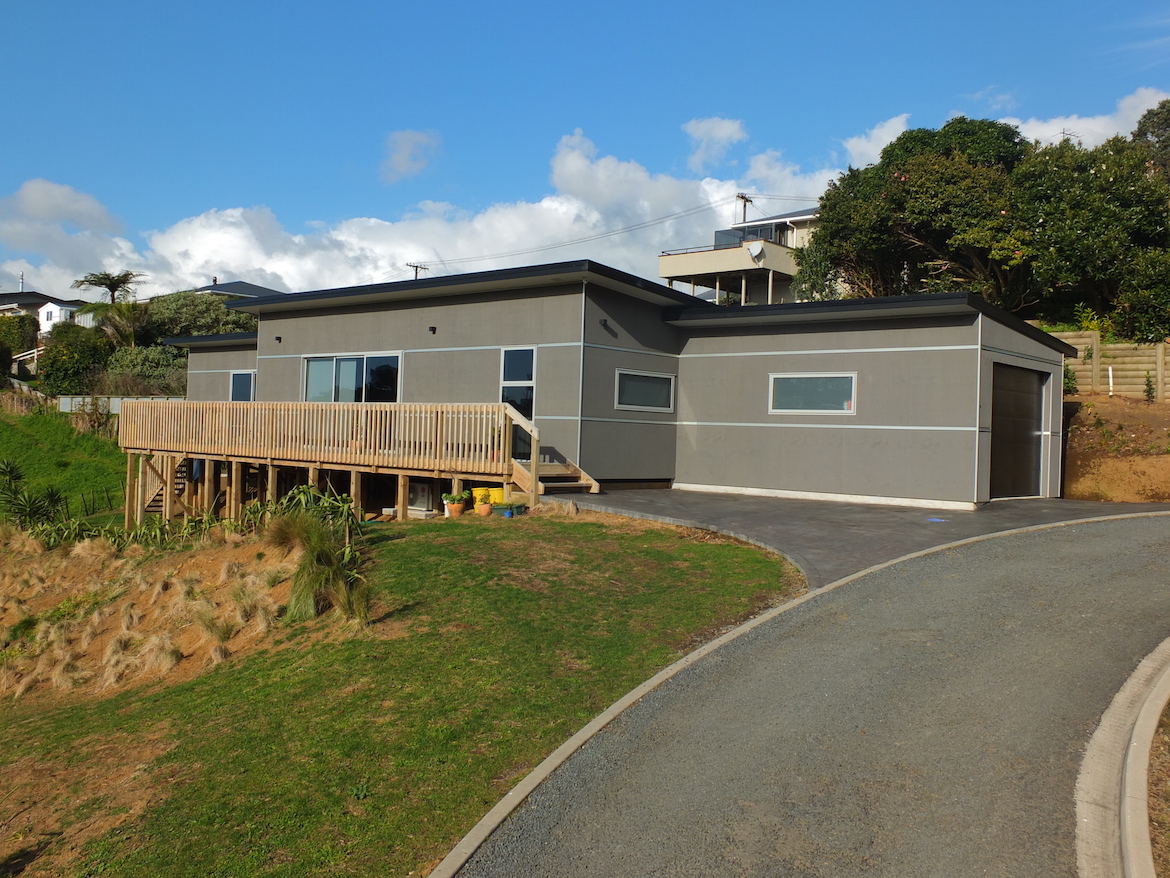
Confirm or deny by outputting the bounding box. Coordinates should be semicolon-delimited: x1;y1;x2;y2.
455;508;1170;877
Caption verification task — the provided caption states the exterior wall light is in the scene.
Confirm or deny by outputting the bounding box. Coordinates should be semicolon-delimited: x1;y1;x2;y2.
428;326;437;334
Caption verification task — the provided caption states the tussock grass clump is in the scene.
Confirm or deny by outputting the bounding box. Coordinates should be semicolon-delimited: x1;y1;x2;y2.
150;578;171;605
230;577;277;631
69;537;117;565
192;605;236;644
139;634;183;675
209;643;230;665
120;602;142;632
219;561;245;585
51;655;81;690
280;512;368;625
101;633;139;687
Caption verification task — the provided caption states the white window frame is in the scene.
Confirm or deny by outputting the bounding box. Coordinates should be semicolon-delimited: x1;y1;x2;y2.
614;368;676;413
768;371;857;415
230;370;257;401
301;351;402;402
500;346;536;418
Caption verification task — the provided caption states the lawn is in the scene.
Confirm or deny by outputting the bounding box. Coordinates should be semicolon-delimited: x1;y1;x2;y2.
0;410;126;516
0;511;803;877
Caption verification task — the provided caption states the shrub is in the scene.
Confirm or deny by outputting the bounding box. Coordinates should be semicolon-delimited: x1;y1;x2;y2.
97;344;188;396
38;324;113;396
0;315;38;356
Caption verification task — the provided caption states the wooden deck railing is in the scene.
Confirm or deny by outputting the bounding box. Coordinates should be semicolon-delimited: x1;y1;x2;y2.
119;401;538;477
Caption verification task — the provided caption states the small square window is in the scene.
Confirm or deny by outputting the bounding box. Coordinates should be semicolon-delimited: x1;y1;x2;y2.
615;370;675;412
769;373;855;414
230;372;255;402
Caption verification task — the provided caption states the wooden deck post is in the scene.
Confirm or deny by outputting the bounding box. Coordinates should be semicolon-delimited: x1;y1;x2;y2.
267;464;278;504
124;453;136;530
397;474;409;522
135;455;147;526
308;465;319;491
230;461;243;520
529;434;540;507
163;455;176;520
1158;343;1166;403
350;469;364;518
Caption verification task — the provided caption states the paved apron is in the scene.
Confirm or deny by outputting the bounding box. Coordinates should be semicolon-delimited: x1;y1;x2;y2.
459;513;1170;877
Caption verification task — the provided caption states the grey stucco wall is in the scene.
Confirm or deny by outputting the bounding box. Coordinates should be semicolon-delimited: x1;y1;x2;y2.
576;287;683;480
674;316;984;504
250;286;584;465
187;346;258;402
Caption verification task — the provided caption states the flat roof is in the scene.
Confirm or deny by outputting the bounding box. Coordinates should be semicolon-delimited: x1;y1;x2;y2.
664;292;1078;356
228;260;716;314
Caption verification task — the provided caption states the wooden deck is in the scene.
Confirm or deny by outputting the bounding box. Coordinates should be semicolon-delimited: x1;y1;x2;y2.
118;400;549;524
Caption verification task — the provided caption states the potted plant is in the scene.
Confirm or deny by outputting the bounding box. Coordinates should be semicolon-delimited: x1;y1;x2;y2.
442;489;471;518
473;487;493;516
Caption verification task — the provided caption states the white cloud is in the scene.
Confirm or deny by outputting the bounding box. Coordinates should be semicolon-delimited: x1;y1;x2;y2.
843;114;910;168
965;86;1018;113
0;124;840;299
683;117;748;173
380;129;442;183
1000;87;1170;146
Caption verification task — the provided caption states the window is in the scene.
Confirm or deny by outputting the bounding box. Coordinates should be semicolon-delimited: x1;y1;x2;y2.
230;371;256;401
501;348;535;458
615;369;675;412
304;354;400;402
769;373;856;414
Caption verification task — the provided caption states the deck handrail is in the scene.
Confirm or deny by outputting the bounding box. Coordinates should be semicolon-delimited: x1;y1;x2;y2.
119;401;538;477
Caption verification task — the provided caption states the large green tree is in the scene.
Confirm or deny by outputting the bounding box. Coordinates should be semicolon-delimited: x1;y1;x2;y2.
795;117;1170;327
70;270;146;305
145;290;258;340
1133;98;1170;172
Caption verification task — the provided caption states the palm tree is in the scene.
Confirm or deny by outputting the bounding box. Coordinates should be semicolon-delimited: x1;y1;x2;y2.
71;270;146;305
76;301;151;348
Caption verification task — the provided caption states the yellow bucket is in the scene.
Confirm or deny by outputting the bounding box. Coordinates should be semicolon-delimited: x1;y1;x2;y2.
473;488;492;506
488;487;506;505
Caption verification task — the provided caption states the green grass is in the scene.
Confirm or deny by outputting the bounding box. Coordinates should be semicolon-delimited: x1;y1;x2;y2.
0;410;125;515
0;514;801;877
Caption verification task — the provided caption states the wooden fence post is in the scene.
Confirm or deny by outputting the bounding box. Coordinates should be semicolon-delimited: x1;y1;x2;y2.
1090;330;1101;393
1158;343;1166;403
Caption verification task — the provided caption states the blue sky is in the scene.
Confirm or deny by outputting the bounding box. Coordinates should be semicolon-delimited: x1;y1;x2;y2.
2;0;1168;299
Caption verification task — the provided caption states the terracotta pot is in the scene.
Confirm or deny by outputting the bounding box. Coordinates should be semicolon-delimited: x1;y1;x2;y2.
476;503;493;516
446;502;466;518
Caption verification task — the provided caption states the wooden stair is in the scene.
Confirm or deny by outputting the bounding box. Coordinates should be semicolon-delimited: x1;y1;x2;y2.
510;458;600;496
145;459;189;515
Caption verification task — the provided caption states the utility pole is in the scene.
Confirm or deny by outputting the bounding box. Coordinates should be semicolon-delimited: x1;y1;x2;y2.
406;263;429;280
735;192;753;224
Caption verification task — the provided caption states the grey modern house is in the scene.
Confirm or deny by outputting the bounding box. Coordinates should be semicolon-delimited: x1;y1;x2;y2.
118;260;1075;521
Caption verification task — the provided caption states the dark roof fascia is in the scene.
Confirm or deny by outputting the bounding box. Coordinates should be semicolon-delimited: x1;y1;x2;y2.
226;261;720;315
164;331;259;350
665;293;1077;357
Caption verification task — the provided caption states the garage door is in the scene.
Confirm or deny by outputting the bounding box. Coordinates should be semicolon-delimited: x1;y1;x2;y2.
990;363;1045;498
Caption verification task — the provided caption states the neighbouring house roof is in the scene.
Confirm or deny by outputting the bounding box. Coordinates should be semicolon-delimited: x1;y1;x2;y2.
730;208;819;228
0;291;87;311
190;281;283;298
164;332;259;350
226;261;718;315
664;292;1077;356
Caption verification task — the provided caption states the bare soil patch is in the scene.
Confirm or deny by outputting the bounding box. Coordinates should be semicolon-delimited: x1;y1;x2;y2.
1063;394;1170;502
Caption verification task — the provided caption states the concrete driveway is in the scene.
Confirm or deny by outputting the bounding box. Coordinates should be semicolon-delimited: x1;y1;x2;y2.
453;498;1170;877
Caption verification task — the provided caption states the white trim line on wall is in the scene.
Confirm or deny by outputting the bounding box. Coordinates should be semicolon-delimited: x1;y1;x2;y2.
680;344;978;359
673;482;978;511
257;341;582;360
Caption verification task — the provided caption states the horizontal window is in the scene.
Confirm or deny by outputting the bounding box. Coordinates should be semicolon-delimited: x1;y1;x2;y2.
615;369;675;412
305;354;399;402
769;373;855;414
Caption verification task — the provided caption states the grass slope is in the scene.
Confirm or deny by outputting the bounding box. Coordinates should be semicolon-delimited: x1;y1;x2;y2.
0;411;125;514
0;514;802;877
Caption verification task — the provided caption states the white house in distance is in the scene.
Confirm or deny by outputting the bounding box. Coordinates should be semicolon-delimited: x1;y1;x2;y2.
0;291;94;336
